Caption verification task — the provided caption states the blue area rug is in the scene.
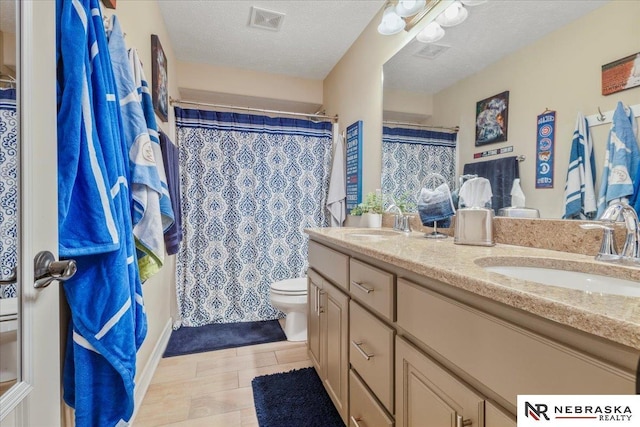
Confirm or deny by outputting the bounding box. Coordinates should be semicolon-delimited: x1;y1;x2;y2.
252;367;344;427
163;319;286;357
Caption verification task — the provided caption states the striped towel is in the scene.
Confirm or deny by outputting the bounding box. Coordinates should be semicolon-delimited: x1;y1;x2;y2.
57;0;147;425
107;15;169;278
327;123;346;226
596;102;640;218
128;48;174;281
563;113;596;219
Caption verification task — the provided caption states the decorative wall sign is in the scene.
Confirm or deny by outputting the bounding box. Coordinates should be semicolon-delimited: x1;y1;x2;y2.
475;91;509;146
602;51;640;95
535;110;556;188
473;145;513;159
345;121;363;211
151;35;168;122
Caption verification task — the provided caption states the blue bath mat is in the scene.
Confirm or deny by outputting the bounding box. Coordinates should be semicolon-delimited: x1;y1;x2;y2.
252;367;344;427
163;319;286;357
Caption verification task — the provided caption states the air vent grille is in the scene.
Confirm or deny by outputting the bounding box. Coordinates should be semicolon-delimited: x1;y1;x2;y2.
413;43;450;60
249;6;285;31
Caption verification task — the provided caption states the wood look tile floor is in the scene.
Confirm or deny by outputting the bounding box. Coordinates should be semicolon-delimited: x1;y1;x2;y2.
134;336;312;426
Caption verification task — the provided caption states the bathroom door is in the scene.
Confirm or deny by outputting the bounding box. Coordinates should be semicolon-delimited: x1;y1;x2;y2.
1;2;62;425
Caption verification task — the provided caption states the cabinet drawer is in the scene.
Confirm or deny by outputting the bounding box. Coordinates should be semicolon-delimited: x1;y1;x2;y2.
349;370;394;427
350;258;395;321
486;402;516;427
396;278;635;407
350;300;395;413
308;240;349;290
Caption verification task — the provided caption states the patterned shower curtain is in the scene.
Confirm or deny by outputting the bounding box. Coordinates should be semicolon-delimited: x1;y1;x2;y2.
382;126;457;210
175;108;332;326
0;88;17;299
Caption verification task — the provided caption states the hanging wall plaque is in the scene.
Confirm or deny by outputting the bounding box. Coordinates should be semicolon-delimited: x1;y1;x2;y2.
535;110;555;188
346;121;363;211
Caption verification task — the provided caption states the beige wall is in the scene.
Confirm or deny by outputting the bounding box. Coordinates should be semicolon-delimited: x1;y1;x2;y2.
323;1;450;196
431;1;640;218
109;0;177;396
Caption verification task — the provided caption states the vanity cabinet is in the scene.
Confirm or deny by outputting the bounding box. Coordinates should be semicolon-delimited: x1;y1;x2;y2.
306;253;349;424
396;336;485;427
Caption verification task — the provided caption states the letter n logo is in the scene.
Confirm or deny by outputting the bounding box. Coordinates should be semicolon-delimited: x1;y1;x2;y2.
524;402;550;420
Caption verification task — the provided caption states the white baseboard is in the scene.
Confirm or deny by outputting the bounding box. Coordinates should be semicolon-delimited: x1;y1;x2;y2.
130;318;173;424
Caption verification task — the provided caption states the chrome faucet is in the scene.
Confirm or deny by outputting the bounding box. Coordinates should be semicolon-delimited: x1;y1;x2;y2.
581;202;640;264
387;204;412;233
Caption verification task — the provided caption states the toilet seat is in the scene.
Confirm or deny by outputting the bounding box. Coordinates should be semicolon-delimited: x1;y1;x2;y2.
270;278;307;296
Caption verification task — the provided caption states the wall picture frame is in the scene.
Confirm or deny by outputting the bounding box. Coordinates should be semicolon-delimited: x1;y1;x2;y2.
475;91;509;146
151;34;168;122
602;51;640;95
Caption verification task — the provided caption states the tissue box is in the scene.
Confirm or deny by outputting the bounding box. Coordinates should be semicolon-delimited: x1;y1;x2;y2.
454;208;494;246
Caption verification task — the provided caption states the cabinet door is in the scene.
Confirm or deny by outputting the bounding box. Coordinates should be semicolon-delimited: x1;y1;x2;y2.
307;269;322;373
323;280;350;424
396;337;485;427
485;402;516;427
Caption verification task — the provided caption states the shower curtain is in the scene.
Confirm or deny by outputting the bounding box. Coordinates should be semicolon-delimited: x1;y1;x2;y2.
0;88;17;299
175;108;332;326
382;126;457;210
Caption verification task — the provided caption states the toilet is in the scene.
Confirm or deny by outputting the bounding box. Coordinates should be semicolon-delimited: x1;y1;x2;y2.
0;297;18;384
269;277;307;342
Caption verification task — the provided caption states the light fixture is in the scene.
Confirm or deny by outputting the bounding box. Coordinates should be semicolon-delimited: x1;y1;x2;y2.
377;5;406;35
416;21;445;43
436;1;468;27
395;0;427;18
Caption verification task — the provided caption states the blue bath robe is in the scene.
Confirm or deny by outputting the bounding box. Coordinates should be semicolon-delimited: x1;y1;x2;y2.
57;0;147;425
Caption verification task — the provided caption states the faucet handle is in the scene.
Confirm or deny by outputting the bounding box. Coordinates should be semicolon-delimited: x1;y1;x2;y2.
579;223;619;261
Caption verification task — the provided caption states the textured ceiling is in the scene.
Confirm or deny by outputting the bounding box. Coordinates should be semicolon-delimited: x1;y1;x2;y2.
384;0;609;95
158;0;386;80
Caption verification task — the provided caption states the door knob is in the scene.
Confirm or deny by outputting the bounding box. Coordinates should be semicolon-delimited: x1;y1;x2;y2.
34;250;77;289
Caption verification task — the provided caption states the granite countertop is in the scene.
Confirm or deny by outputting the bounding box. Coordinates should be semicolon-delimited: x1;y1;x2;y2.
305;227;640;351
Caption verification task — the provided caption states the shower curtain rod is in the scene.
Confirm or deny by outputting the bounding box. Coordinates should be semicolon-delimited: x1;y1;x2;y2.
169;97;338;122
383;120;459;133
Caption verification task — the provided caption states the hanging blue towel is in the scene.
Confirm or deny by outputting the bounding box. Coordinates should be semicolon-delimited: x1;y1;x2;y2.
563;113;597;219
463;156;519;214
107;15;170;277
57;0;147;425
128;48;175;281
596;102;640;218
160;130;183;255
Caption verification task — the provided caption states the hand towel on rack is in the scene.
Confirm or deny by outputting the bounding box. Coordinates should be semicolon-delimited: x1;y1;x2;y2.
107;15;170;275
462;156;519;214
417;183;455;227
327;123;346;227
596;102;640;218
128;47;175;281
57;1;147;425
563;113;597;219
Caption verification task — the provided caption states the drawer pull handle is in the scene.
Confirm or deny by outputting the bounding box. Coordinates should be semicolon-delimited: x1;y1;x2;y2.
350;416;363;427
456;415;472;427
351;281;373;294
352;341;374;360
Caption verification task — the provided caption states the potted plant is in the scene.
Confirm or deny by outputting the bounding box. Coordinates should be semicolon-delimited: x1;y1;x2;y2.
348;191;384;228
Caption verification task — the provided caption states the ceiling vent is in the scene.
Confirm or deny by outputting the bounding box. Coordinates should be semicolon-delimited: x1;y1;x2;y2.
413;43;451;60
249;6;285;31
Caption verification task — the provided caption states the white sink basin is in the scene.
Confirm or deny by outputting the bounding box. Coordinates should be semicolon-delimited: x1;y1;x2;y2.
484;265;640;297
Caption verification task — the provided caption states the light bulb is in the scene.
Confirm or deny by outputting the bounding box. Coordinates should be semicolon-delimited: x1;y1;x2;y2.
416;21;444;43
396;0;426;17
445;2;461;19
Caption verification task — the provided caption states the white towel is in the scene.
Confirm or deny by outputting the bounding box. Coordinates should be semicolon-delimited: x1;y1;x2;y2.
326;123;346;227
563;113;596;219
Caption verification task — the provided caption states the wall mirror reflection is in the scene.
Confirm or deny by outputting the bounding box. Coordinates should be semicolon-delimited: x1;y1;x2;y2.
383;0;640;219
0;0;19;398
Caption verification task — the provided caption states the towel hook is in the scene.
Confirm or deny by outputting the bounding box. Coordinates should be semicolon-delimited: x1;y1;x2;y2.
597;106;606;122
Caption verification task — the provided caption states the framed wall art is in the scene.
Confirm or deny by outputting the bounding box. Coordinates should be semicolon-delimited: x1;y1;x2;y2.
602;51;640;95
151;34;168;122
475;91;509;146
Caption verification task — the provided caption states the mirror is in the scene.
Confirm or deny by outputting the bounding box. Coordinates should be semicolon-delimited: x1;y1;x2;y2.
383;1;640;218
0;0;19;398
